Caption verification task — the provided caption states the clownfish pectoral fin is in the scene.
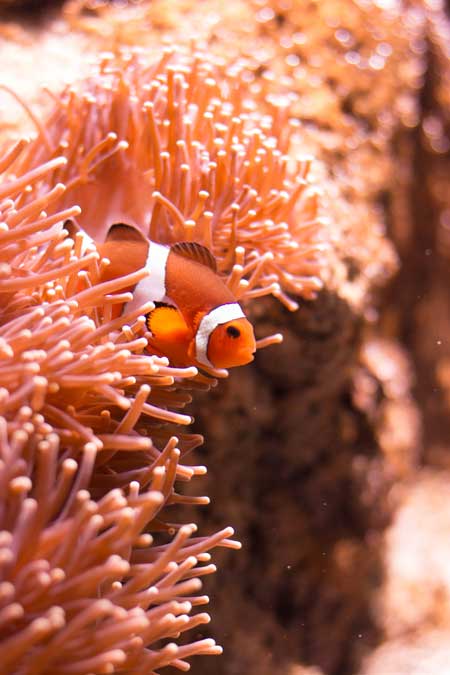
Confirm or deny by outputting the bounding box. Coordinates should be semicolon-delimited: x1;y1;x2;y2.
106;222;147;243
146;304;192;343
170;241;217;272
192;310;207;334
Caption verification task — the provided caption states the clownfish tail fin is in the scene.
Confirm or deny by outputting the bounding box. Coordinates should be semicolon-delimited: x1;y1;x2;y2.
64;218;80;239
106;222;148;243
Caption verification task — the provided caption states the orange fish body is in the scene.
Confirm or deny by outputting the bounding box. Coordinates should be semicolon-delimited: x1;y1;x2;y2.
71;222;256;370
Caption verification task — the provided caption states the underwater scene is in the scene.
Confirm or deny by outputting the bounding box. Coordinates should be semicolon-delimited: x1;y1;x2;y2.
0;1;449;674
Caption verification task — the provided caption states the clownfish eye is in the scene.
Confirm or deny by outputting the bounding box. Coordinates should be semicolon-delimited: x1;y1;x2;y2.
226;325;241;339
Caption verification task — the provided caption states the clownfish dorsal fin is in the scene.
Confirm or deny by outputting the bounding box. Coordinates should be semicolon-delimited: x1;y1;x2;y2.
171;241;217;273
106;223;147;243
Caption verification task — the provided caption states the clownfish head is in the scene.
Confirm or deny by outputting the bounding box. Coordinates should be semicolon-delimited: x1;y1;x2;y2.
207;317;256;368
192;304;256;370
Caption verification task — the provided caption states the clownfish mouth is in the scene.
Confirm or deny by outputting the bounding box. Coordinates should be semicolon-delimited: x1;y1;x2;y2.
198;347;255;371
228;345;256;368
238;350;255;365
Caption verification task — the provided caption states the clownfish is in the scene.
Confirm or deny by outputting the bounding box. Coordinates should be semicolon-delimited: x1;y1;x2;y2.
68;222;256;370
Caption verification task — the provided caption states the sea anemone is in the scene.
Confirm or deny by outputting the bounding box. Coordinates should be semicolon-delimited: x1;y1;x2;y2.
0;44;324;673
10;47;324;312
0;142;240;674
